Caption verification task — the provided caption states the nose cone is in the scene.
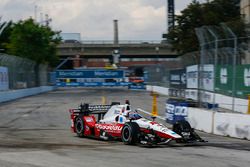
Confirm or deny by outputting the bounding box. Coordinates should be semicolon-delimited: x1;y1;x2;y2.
169;130;182;139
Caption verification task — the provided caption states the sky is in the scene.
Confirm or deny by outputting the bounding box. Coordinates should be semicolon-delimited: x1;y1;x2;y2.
0;0;206;40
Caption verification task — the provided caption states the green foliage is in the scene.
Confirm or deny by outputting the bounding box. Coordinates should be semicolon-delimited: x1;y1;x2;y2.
0;21;14;52
3;18;61;67
166;0;244;54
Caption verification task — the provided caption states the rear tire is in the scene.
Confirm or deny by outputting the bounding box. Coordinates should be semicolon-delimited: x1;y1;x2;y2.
121;122;140;145
75;116;85;137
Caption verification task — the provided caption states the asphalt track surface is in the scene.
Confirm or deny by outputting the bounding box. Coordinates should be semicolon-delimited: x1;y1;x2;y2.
0;88;249;167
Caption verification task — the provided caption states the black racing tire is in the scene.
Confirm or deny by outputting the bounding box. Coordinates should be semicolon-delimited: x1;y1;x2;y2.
173;120;192;134
173;120;192;143
121;122;140;145
75;116;85;138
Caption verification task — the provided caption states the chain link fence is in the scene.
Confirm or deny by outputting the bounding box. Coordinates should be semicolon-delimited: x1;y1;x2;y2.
0;53;49;90
145;24;250;113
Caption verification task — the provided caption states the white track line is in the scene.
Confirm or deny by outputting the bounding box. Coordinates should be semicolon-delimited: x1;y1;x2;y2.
136;108;165;121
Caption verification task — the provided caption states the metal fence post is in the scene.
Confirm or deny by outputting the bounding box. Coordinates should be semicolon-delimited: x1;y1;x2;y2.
222;24;237;112
207;28;218;111
232;37;237;112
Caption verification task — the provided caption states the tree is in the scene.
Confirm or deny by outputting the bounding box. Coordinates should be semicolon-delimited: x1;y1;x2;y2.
0;21;14;52
6;18;61;66
166;0;243;54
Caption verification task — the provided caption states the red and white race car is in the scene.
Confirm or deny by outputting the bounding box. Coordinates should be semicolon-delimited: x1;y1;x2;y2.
69;101;204;145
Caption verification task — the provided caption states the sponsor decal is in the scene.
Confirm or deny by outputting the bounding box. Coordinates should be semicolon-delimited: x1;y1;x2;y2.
220;68;227;84
85;117;94;122
244;68;250;87
94;71;119;77
85;125;90;131
150;122;159;125
96;124;122;132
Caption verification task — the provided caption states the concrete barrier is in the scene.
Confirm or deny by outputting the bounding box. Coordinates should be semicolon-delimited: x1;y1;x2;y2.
214;112;250;140
186;107;213;133
147;85;249;114
0;86;55;103
147;85;250;140
186;107;250;140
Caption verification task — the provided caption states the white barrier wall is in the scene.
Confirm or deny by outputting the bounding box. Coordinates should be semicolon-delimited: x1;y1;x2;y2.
0;86;55;103
148;85;250;140
214;112;250;140
148;85;249;114
186;107;250;140
186;107;213;133
215;93;248;114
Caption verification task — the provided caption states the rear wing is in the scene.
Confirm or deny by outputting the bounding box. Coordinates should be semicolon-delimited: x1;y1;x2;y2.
69;102;121;115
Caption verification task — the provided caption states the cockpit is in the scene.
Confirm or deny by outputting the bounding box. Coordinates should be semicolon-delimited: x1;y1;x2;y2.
128;112;142;120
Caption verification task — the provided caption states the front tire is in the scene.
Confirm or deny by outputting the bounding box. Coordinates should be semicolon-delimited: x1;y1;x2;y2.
173;120;192;134
121;122;140;145
75;116;85;137
173;120;192;143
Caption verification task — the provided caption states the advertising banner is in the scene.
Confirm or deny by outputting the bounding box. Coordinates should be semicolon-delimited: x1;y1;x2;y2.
186;64;214;91
186;65;198;89
56;70;124;79
215;65;250;98
56;82;130;87
169;69;186;89
215;65;233;96
235;64;250;98
0;66;9;91
166;100;188;124
201;64;214;91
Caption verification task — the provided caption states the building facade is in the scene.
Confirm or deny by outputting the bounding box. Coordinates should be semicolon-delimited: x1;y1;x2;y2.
241;0;250;24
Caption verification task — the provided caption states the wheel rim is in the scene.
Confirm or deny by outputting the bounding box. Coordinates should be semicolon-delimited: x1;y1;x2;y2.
76;118;83;133
122;126;131;142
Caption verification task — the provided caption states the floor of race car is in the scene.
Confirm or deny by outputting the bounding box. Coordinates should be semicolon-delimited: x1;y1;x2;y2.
0;88;249;167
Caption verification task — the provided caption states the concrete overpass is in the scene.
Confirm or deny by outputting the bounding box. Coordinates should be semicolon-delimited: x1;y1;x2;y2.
57;40;178;59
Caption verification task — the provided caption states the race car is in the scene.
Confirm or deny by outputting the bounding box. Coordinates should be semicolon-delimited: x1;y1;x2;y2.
69;100;205;145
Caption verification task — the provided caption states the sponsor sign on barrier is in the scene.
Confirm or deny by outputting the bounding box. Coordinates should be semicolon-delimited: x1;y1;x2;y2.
187;64;214;91
215;65;233;96
201;64;214;91
215;65;250;98
166;100;188;124
235;65;250;97
169;69;186;89
128;84;146;90
186;65;198;89
56;70;124;79
56;82;130;87
0;66;9;91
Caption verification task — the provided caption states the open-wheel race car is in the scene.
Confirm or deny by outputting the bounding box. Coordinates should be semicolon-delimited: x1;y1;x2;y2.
69;100;205;146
